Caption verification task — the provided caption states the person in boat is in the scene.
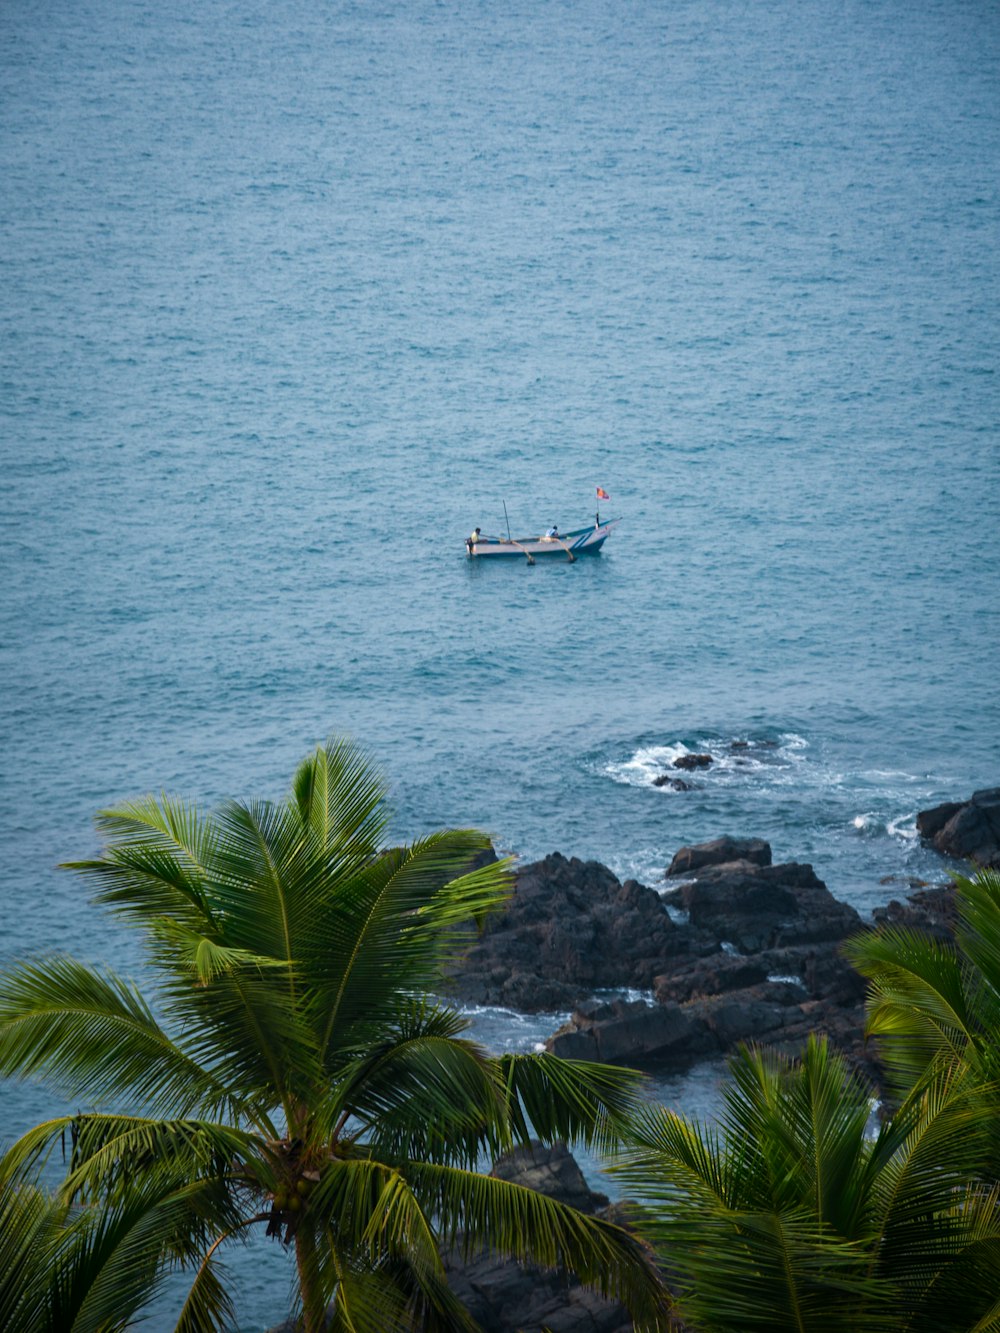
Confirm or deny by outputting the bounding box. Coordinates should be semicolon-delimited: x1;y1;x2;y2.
544;525;559;540
467;527;482;552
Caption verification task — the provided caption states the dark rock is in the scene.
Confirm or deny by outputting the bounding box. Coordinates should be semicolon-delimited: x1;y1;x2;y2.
653;774;693;790
547;998;710;1065
676;861;862;952
446;853;686;1011
653;954;769;1003
547;943;878;1082
692;991;797;1045
916;788;1000;867
673;753;713;770
872;884;956;939
667;836;772;876
490;1141;608;1214
443;1143;635;1333
916;801;965;841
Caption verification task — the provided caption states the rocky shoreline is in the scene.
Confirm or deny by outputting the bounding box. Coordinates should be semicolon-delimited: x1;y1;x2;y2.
448;788;1000;1087
273;789;998;1333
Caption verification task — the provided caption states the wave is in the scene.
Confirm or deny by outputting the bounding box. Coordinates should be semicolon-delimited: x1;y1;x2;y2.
851;810;919;841
603;731;809;791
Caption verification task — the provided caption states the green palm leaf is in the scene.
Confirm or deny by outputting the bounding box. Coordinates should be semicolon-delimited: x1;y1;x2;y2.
0;736;670;1332
292;738;390;857
617;1032;1000;1332
0;957;237;1119
403;1159;668;1331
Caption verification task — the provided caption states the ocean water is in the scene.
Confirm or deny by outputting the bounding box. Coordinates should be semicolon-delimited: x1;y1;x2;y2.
2;0;998;1325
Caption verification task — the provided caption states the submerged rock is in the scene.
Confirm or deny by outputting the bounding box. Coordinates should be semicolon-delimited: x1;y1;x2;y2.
672;752;713;770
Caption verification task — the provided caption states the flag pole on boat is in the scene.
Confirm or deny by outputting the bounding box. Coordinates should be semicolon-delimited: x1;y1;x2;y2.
503;500;512;542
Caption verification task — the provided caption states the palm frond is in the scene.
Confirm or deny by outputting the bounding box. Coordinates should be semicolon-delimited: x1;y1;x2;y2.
402;1159;669;1331
51;1180;235;1333
291;737;390;858
66;794;218;932
843;925;976;1090
0;956;238;1119
149;917;292;987
159;962;324;1119
311;833;511;1056
497;1051;646;1154
0;1162;242;1333
58;1113;265;1204
338;1023;505;1165
207;797;314;962
952;868;1000;1014
0;1177;61;1333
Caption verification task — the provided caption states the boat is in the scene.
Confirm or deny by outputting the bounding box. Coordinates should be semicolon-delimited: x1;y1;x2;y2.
465;518;620;563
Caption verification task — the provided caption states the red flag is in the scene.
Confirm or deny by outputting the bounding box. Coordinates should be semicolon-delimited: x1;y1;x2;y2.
596;487;610;501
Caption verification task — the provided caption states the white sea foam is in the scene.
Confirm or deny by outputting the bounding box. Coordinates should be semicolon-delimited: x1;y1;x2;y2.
851;810;919;844
608;848;671;886
604;743;689;787
604;731;811;792
592;987;657;1005
852;812;881;834
886;812;919;843
461;1002;571;1028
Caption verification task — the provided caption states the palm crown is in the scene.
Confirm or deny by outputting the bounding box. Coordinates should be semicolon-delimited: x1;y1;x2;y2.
844;866;1000;1099
611;1034;1000;1333
0;739;666;1332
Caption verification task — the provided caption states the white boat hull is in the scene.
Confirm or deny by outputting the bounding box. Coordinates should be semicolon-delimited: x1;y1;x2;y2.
466;519;619;559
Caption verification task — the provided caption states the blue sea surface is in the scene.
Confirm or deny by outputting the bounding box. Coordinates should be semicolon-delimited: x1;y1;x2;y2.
2;0;998;1325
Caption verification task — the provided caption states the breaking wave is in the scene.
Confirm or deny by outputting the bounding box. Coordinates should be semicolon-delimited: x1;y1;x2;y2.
604;732;809;792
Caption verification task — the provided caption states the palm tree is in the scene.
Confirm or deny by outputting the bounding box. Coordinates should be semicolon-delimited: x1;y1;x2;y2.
610;1035;1000;1333
0;1149;241;1333
0;739;668;1332
843;866;1000;1102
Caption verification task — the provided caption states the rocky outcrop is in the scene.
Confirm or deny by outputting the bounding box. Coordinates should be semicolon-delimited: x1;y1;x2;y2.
672;753;713;770
446;853;705;1011
667;836;772;876
548;941;875;1080
548;996;711;1066
872;883;956;939
443;1143;634;1333
917;788;1000;868
448;843;880;1080
666;859;863;952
